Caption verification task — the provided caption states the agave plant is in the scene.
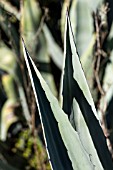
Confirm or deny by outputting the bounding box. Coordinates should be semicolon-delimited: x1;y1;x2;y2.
22;11;113;170
1;0;113;169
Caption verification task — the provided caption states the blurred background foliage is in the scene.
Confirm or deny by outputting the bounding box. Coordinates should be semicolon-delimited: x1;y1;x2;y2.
1;0;113;169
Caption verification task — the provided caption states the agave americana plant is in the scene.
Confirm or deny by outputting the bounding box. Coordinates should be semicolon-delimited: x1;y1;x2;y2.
22;11;113;170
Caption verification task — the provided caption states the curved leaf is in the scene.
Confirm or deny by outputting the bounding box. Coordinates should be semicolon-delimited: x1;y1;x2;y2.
21;0;57;96
60;11;113;170
43;24;63;70
22;40;94;170
0;44;31;124
70;0;93;56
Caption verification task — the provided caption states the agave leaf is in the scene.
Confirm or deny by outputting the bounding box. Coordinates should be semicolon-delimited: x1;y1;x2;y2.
70;0;96;94
80;34;96;90
98;23;113;138
70;0;93;56
0;45;17;75
21;0;41;32
105;93;113;143
104;23;113;85
0;99;18;140
105;0;113;32
0;44;31;124
98;50;113;117
43;24;63;70
0;0;20;20
60;11;113;170
0;75;18;140
22;40;94;170
61;0;71;40
36;31;57;96
80;34;95;72
2;74;18;100
60;11;97;118
69;0;77;37
21;0;57;96
0;81;6;112
17;84;31;123
60;11;102;169
21;0;41;48
0;7;19;55
90;0;104;11
70;99;103;170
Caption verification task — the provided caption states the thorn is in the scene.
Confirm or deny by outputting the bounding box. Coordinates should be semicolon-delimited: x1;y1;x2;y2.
21;36;24;43
66;7;69;17
21;37;24;42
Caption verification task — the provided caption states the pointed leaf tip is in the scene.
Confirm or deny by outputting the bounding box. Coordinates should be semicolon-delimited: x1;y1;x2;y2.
66;7;69;17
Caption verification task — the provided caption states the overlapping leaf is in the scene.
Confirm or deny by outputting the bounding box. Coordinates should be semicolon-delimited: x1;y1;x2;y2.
70;0;93;56
21;0;57;96
43;24;63;70
22;39;95;170
60;11;113;170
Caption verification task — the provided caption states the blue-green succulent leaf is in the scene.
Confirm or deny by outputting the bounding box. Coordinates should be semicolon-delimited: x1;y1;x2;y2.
22;39;94;170
60;10;113;170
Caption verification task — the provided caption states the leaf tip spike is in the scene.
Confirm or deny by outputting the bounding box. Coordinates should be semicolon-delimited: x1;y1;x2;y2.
66;7;69;17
